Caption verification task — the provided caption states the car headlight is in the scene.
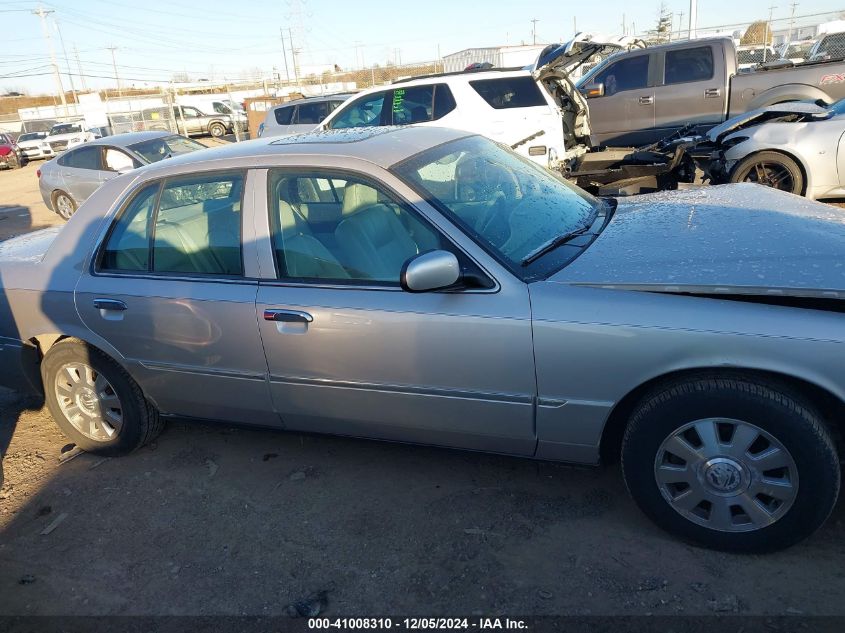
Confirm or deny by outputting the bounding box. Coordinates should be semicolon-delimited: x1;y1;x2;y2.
70;137;81;143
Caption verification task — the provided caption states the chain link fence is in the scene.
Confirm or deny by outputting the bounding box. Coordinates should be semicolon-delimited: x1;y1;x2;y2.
634;10;845;67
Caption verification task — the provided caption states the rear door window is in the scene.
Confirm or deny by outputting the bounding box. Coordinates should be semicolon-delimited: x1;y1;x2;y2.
469;76;546;109
99;172;245;277
294;101;329;124
664;46;714;84
593;55;649;95
58;146;103;170
274;106;295;126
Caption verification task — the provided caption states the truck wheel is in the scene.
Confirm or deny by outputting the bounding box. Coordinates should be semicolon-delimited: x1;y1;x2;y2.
621;375;839;553
42;339;163;456
729;151;804;195
209;122;226;138
52;190;77;220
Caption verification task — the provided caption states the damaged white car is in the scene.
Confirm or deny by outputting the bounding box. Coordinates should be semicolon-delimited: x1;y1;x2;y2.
703;99;845;199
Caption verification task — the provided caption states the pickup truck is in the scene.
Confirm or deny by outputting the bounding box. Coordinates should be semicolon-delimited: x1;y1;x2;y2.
140;105;236;138
575;37;845;146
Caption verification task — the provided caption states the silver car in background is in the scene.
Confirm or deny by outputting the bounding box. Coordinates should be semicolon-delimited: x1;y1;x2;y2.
258;94;353;138
1;126;843;553
38;131;207;219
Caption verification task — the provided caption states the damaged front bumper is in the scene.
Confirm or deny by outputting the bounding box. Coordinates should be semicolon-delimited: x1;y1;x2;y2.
0;336;42;395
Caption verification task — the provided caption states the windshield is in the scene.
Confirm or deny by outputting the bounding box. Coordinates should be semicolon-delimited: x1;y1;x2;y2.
50;124;82;135
127;135;206;164
18;133;44;141
393;135;600;274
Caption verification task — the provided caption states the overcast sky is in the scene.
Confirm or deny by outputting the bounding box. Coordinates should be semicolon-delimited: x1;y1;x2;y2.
2;0;844;94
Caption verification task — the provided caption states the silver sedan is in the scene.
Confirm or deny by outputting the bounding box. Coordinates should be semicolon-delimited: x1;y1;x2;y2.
1;126;843;552
38;131;206;220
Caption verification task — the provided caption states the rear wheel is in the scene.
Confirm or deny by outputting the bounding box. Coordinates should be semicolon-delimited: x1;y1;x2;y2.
52;190;76;220
729;151;804;195
209;122;226;138
621;375;839;552
42;339;163;456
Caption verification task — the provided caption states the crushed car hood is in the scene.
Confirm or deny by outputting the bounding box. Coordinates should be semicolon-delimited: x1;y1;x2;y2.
548;184;845;299
531;33;644;76
706;102;829;142
0;227;61;264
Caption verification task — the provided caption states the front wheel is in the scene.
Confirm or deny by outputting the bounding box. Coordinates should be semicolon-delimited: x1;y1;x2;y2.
209;122;226;138
622;376;840;552
42;339;163;456
729;151;804;196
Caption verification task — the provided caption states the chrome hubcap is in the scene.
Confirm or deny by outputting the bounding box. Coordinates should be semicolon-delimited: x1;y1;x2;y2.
54;362;123;442
56;195;73;218
655;418;798;532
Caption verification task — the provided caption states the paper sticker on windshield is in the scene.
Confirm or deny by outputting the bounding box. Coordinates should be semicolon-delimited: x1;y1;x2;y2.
820;73;845;85
392;89;406;113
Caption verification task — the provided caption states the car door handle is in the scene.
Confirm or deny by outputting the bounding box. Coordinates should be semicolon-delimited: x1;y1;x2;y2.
704;88;721;98
93;298;127;311
263;309;313;323
638;95;654;105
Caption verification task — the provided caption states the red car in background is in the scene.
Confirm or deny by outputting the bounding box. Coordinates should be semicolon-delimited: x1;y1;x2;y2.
0;132;22;170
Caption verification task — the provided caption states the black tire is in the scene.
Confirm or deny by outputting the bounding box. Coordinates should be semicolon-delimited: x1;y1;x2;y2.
52;190;77;220
621;375;840;553
729;151;804;195
41;338;163;456
209;122;226;138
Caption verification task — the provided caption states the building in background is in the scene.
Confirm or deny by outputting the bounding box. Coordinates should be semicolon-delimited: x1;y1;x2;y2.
442;45;546;73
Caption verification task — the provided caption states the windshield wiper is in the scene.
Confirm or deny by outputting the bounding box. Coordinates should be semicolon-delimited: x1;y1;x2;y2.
520;225;594;266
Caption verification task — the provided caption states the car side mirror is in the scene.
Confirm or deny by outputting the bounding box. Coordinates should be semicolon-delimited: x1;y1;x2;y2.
581;83;605;98
400;250;461;293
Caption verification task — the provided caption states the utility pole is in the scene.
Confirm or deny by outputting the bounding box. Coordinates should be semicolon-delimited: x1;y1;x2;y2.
688;0;698;39
107;46;122;98
785;1;798;47
622;13;626;36
678;12;685;40
288;28;300;88
279;27;291;84
73;45;88;92
764;4;776;62
353;41;364;69
573;17;577;36
32;6;68;117
54;18;78;107
530;18;539;45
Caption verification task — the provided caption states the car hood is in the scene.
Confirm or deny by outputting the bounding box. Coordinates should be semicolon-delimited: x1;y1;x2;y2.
46;132;87;142
16;139;44;148
706;102;829;142
0;227;62;264
531;33;645;77
547;184;845;299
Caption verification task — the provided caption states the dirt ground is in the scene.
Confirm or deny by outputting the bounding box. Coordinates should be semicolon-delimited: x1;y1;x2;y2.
2;153;845;619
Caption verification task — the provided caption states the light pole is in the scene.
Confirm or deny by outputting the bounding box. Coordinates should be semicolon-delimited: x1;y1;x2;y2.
32;6;68;116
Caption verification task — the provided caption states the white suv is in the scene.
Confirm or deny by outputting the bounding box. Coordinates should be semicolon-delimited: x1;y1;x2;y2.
317;37;633;169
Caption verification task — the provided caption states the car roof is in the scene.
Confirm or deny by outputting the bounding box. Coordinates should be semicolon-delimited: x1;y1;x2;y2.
86;131;175;148
139;126;472;175
272;93;354;110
